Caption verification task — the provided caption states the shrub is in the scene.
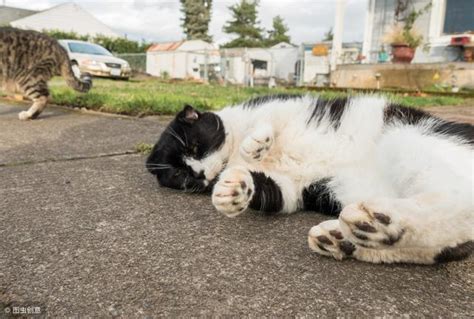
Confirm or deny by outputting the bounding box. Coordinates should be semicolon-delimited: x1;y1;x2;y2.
43;29;150;54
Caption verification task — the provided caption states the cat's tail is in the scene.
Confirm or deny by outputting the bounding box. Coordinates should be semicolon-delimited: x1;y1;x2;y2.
59;55;93;93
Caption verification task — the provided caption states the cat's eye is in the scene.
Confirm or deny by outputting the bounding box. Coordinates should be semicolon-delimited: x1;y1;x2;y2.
185;143;198;155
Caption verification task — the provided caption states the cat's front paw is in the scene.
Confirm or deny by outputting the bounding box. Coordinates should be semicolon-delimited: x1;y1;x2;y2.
239;127;273;162
212;166;254;217
339;202;405;249
308;220;357;260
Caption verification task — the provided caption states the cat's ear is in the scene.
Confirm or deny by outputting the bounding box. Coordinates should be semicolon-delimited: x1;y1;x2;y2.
178;104;200;124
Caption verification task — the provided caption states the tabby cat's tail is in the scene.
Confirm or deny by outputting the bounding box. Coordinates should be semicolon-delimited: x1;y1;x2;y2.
60;55;92;93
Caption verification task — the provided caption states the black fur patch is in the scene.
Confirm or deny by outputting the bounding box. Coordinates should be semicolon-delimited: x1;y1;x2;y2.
384;103;428;125
243;94;303;108
146;106;225;192
248;172;283;214
307;97;348;129
384;104;474;145
431;121;474;145
434;241;474;263
302;178;342;216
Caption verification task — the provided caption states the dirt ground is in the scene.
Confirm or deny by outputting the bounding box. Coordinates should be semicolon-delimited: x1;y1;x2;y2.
427;105;474;124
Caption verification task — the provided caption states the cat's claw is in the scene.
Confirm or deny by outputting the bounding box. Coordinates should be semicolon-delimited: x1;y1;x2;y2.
212;166;254;217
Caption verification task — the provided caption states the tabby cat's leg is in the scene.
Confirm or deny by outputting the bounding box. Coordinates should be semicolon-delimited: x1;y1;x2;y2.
18;77;49;120
212;166;299;217
309;195;474;264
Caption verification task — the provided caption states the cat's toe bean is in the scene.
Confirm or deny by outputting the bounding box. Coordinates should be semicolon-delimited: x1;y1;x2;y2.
339;202;405;249
240;133;273;162
308;220;354;260
212;167;254;217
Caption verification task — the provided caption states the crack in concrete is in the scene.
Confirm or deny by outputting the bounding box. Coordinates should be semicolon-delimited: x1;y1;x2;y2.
0;150;140;168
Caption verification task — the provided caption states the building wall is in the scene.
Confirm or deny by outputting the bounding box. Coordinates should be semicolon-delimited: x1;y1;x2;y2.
302;51;330;84
10;3;118;38
331;62;474;89
146;51;218;80
271;47;298;82
224;56;246;84
146;52;187;78
221;48;274;85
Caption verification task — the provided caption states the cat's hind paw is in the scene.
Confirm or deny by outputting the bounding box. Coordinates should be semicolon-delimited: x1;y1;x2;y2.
308;220;357;260
18;111;32;120
339;202;405;249
212;166;254;218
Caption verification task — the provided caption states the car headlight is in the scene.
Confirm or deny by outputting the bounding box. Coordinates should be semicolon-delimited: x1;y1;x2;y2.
82;60;105;69
82;60;99;66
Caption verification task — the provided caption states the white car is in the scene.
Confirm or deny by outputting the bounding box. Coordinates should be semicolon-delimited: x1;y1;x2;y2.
59;40;131;80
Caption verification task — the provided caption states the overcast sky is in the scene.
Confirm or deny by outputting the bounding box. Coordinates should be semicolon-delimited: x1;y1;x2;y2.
8;0;368;44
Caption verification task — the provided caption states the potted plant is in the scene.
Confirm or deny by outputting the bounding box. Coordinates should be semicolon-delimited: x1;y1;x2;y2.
382;3;430;63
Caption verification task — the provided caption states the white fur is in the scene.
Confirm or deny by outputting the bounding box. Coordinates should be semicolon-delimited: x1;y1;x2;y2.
194;95;473;264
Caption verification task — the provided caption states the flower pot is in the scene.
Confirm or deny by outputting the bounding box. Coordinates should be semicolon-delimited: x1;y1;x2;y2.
391;44;415;63
463;46;474;62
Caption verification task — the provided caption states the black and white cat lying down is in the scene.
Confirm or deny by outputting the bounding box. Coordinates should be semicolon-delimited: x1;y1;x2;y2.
146;95;473;264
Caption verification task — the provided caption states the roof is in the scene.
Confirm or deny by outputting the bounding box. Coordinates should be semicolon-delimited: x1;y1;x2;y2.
147;40;215;53
9;2;119;38
0;5;37;25
271;42;296;49
147;41;184;52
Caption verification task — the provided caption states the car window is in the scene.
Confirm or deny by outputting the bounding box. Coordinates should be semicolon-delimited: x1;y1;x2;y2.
59;41;68;51
67;42;113;56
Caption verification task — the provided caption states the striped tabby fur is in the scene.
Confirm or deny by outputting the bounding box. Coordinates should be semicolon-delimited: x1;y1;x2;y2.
0;27;92;120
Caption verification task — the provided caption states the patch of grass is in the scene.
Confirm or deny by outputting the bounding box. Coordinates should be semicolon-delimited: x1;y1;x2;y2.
45;77;468;115
135;142;153;155
388;94;466;107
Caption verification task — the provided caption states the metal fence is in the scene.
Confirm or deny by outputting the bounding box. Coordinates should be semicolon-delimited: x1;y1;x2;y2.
116;53;146;73
125;45;362;87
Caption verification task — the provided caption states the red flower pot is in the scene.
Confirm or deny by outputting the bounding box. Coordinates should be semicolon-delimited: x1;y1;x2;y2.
391;44;415;63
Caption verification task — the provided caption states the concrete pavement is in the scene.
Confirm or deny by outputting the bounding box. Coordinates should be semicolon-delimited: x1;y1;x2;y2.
0;102;472;317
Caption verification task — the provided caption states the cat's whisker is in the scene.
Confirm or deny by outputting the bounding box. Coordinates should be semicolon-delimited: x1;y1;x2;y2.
145;166;172;170
145;163;173;168
183;130;189;147
166;127;185;147
215;115;220;132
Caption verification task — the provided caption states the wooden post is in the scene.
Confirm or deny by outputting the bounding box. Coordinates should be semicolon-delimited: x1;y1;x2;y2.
330;0;346;71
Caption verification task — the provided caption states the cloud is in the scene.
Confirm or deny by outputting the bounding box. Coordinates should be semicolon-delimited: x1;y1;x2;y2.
9;0;368;44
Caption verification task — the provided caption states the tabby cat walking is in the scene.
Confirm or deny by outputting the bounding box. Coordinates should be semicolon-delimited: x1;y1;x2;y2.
0;27;92;120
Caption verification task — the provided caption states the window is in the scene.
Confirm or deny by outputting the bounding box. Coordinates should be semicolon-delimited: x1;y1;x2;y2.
68;42;112;56
443;0;474;34
251;59;267;70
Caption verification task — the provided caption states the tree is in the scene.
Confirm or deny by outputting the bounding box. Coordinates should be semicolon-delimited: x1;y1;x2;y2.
180;0;213;42
222;0;264;48
323;27;333;41
265;15;291;46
